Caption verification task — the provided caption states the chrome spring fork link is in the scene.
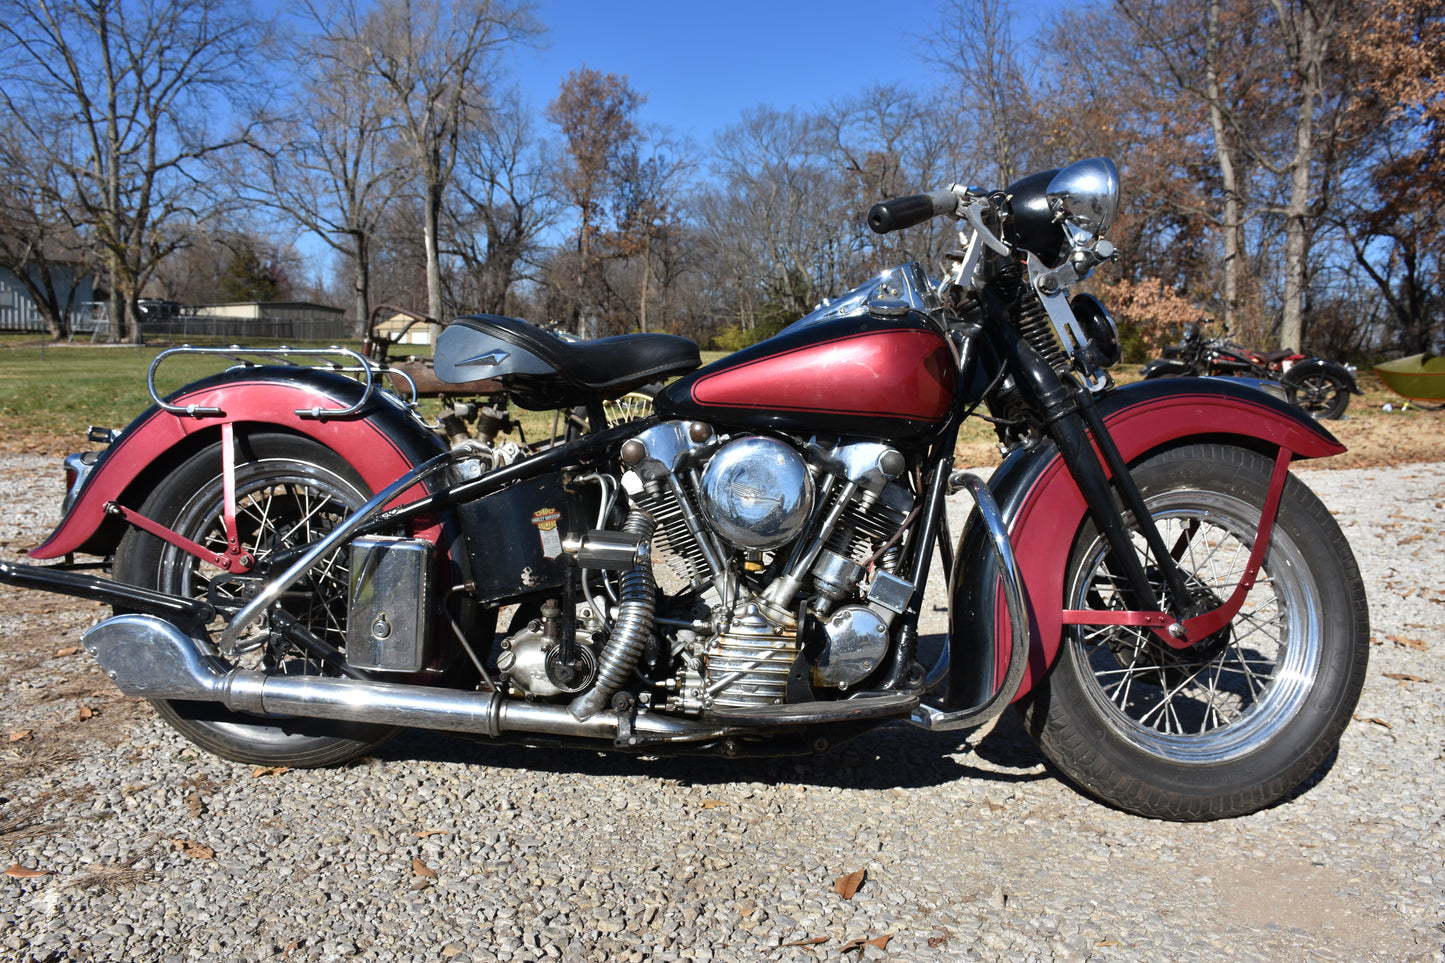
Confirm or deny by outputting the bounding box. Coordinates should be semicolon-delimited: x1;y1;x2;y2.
1015;287;1069;373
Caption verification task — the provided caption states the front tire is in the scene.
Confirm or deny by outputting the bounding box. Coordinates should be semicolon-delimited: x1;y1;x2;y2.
113;431;399;767
1019;443;1369;820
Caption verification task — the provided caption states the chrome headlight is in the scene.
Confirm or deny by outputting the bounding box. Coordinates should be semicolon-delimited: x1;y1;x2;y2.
1047;158;1120;238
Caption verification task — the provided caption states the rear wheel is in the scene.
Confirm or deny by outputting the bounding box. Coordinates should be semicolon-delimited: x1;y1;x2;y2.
112;432;398;767
1019;443;1369;820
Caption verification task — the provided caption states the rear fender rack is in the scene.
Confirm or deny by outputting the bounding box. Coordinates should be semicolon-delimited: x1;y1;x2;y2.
146;345;419;419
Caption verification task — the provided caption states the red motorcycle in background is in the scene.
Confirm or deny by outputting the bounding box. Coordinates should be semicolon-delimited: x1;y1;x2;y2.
1141;319;1362;420
0;158;1370;821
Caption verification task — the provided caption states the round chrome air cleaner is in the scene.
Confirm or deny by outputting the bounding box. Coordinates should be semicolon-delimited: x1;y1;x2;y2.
698;437;813;551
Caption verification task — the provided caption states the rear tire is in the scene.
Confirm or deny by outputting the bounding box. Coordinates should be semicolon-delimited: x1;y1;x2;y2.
113;431;399;767
1018;443;1369;820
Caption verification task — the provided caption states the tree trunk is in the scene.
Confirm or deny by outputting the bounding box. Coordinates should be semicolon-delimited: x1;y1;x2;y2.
1205;0;1245;331
1272;0;1335;353
352;233;371;340
423;184;444;322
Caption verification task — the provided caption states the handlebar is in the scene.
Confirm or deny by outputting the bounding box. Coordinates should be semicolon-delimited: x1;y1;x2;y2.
867;189;959;235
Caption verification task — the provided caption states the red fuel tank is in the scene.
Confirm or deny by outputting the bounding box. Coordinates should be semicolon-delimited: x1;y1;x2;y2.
658;315;957;443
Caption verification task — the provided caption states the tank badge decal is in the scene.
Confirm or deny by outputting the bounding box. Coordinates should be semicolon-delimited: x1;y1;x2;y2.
531;508;563;558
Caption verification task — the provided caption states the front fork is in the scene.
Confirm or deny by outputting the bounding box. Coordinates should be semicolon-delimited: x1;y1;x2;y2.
1008;335;1286;650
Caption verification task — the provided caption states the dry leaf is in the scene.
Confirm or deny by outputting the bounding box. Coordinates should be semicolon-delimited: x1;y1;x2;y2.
55;646;79;657
4;863;50;879
699;799;726;809
414;830;450;839
412;857;438;880
1384;672;1430;683
171;839;214;859
1354;714;1393;730
835;867;866;900
1388;635;1428;651
77;706;94;721
841;934;893;954
8;729;32;742
185;792;205;817
780;936;829;947
984;799;1005;812
252;766;289;778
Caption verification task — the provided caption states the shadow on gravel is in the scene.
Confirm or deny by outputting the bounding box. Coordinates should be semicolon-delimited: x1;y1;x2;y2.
367;702;1051;794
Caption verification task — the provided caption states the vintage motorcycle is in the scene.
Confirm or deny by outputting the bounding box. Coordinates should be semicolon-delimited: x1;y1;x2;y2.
0;158;1370;821
1140;319;1362;420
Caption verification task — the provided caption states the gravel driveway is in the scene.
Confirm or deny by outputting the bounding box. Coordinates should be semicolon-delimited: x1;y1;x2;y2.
2;451;1442;963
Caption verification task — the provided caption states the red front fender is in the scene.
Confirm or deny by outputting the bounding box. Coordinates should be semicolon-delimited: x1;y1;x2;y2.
946;377;1345;711
31;367;446;560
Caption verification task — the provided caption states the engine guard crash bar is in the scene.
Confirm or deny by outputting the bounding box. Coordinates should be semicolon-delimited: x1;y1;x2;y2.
910;471;1030;732
1060;448;1292;649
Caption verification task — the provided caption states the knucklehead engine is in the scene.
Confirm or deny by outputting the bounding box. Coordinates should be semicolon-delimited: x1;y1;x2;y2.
493;419;919;721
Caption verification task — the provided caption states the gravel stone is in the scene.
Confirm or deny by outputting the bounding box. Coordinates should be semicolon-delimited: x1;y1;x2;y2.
2;452;1444;961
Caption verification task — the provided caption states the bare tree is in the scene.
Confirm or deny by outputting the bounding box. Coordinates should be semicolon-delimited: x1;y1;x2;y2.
0;133;95;338
244;4;408;334
444;89;558;316
0;0;274;341
328;0;540;322
695;107;843;342
545;67;647;333
928;0;1037;186
1114;0;1359;351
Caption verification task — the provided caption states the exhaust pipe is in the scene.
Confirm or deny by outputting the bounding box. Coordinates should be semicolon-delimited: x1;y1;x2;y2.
84;614;724;745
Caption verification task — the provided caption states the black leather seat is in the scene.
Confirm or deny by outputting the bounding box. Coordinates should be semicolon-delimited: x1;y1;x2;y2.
450;314;701;405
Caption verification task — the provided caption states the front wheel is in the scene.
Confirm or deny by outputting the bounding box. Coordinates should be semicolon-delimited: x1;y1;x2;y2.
112;431;399;767
1019;443;1369;820
1282;368;1351;420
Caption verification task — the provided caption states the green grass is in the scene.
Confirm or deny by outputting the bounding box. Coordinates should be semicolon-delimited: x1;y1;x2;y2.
0;339;996;467
0;341;739;450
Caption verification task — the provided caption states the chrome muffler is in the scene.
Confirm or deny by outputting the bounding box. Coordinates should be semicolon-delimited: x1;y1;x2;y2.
84;614;723;745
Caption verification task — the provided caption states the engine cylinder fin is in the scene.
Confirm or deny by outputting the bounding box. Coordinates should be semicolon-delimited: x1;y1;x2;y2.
631;479;711;586
705;607;799;710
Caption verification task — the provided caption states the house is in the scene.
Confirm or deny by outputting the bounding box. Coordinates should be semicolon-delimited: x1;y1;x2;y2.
0;263;95;333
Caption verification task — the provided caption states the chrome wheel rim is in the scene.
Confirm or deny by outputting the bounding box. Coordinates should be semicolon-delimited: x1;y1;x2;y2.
158;459;364;673
1068;488;1322;764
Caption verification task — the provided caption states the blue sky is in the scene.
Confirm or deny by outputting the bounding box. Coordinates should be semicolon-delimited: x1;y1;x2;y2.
504;0;1060;146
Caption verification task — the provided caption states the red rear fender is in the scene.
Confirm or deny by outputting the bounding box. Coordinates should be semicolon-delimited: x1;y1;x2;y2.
31;368;446;560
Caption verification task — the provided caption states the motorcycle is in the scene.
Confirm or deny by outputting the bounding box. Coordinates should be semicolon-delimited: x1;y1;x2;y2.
1140;319;1362;420
0;158;1370;821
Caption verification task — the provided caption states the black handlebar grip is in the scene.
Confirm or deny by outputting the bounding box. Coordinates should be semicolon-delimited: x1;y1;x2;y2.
867;189;957;234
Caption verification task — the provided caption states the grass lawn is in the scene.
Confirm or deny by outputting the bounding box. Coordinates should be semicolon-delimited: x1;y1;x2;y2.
1;336;1441;469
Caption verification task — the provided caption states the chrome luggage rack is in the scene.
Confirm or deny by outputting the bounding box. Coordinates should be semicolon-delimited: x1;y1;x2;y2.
146;345;419;419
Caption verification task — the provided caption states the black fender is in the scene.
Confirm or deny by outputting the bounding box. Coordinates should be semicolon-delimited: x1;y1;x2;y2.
943;377;1345;714
1284;357;1364;394
31;366;448;560
1138;358;1194;379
